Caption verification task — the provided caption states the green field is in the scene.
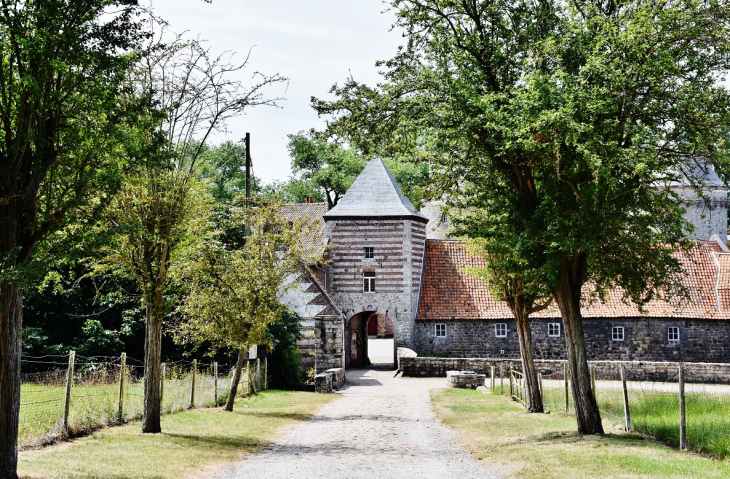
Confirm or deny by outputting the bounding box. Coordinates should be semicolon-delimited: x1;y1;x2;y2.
19;373;226;448
433;388;730;478
540;383;730;458
19;390;337;479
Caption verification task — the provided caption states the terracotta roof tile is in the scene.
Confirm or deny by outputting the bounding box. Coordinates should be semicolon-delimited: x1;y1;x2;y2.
416;240;730;321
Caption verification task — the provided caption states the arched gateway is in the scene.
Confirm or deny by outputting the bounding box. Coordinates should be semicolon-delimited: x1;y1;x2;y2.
348;311;395;367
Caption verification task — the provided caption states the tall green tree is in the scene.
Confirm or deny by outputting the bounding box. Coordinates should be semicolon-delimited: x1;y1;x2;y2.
97;33;286;433
287;131;365;208
173;197;317;411
315;0;730;434
0;1;147;475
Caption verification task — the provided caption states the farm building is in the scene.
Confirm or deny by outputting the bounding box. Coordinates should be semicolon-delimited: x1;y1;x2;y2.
281;158;730;373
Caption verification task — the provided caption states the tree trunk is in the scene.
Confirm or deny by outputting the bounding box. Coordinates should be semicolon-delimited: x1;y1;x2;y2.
142;289;163;433
225;350;245;412
553;255;603;434
0;280;22;479
513;304;543;413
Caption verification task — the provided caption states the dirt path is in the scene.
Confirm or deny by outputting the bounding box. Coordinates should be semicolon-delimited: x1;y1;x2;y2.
211;368;501;479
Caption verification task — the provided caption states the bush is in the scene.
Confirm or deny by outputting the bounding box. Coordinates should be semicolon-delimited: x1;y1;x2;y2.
265;309;304;389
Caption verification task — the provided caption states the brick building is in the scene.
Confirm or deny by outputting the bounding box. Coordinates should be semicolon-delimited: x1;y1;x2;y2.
282;158;730;371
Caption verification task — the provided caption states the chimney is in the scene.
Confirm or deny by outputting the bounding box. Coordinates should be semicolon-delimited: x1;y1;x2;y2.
306;197;313;204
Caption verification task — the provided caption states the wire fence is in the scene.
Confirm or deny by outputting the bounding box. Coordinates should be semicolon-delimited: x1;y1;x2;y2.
489;361;730;459
19;352;267;449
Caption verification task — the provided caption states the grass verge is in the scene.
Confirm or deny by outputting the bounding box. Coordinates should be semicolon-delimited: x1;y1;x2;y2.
431;388;730;478
18;389;337;479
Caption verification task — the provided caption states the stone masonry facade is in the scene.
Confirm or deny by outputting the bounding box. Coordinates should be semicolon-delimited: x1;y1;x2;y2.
414;318;730;363
325;217;427;367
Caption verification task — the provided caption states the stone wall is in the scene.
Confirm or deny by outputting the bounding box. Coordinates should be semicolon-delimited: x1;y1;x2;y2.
400;357;730;384
314;315;345;373
414;318;730;363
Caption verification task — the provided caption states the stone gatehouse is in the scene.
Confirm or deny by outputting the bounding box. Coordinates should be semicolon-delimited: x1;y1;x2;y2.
281;158;730;372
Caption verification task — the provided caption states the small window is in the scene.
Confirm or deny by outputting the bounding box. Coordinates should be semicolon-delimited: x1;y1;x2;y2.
612;326;625;341
494;323;507;337
548;323;561;337
435;323;447;337
364;247;374;259
363;272;375;292
668;327;680;343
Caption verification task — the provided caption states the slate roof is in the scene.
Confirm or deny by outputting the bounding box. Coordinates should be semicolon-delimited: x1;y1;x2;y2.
416;239;730;321
279;202;328;260
323;158;427;220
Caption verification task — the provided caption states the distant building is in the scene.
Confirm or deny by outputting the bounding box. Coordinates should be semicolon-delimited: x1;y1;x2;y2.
282;159;730;372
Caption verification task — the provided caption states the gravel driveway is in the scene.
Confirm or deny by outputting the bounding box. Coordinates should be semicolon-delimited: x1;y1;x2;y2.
211;367;500;479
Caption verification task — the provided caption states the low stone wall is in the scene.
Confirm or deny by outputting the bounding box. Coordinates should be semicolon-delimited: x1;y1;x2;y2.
314;367;345;393
400;357;730;384
446;371;486;389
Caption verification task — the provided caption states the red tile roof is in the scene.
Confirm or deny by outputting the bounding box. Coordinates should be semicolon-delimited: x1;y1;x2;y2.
416;240;730;321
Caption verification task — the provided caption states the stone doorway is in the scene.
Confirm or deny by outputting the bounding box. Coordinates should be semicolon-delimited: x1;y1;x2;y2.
348;311;395;369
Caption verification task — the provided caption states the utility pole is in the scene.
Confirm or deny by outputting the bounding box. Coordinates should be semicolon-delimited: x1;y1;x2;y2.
245;132;251;208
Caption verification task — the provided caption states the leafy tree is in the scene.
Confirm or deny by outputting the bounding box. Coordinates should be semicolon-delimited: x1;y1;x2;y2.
287;131;366;208
0;1;147;475
173;197;318;411
199;141;263;204
314;0;730;434
97;32;286;433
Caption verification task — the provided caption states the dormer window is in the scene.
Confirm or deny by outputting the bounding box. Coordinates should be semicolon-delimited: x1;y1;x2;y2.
364;247;374;259
363;272;376;292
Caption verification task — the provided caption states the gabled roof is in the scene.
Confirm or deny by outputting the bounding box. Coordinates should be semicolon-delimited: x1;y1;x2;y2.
416;239;730;321
280;202;328;260
323;158;427;221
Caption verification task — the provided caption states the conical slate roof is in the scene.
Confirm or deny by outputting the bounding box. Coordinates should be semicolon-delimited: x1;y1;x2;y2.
323;158;427;220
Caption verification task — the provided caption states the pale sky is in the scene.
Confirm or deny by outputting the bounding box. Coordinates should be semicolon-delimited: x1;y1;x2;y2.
153;0;402;183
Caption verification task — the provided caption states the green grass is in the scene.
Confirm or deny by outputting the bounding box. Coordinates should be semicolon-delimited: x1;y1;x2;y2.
18;389;337;479
432;388;730;478
19;374;224;448
541;384;730;459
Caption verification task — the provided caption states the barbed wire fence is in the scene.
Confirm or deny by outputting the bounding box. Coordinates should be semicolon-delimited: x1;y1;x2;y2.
19;351;267;449
489;360;730;459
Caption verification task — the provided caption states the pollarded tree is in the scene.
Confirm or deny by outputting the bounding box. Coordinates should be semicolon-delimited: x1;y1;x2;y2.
173;197;318;411
0;2;148;476
314;0;730;434
99;32;286;433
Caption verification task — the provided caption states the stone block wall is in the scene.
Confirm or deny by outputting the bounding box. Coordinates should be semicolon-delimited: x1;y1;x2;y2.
400;357;730;384
414;318;730;363
314;315;345;373
326;217;427;356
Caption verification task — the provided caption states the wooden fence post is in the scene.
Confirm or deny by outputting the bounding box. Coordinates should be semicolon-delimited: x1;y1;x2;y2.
509;366;514;399
564;362;569;414
214;362;218;405
500;364;504;395
679;363;687;450
118;352;126;424
590;363;596;396
264;358;268;390
256;358;261;391
538;373;543;398
161;363;166;408
246;360;251;395
620;364;631;431
63;350;75;435
190;359;197;408
491;366;495;391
